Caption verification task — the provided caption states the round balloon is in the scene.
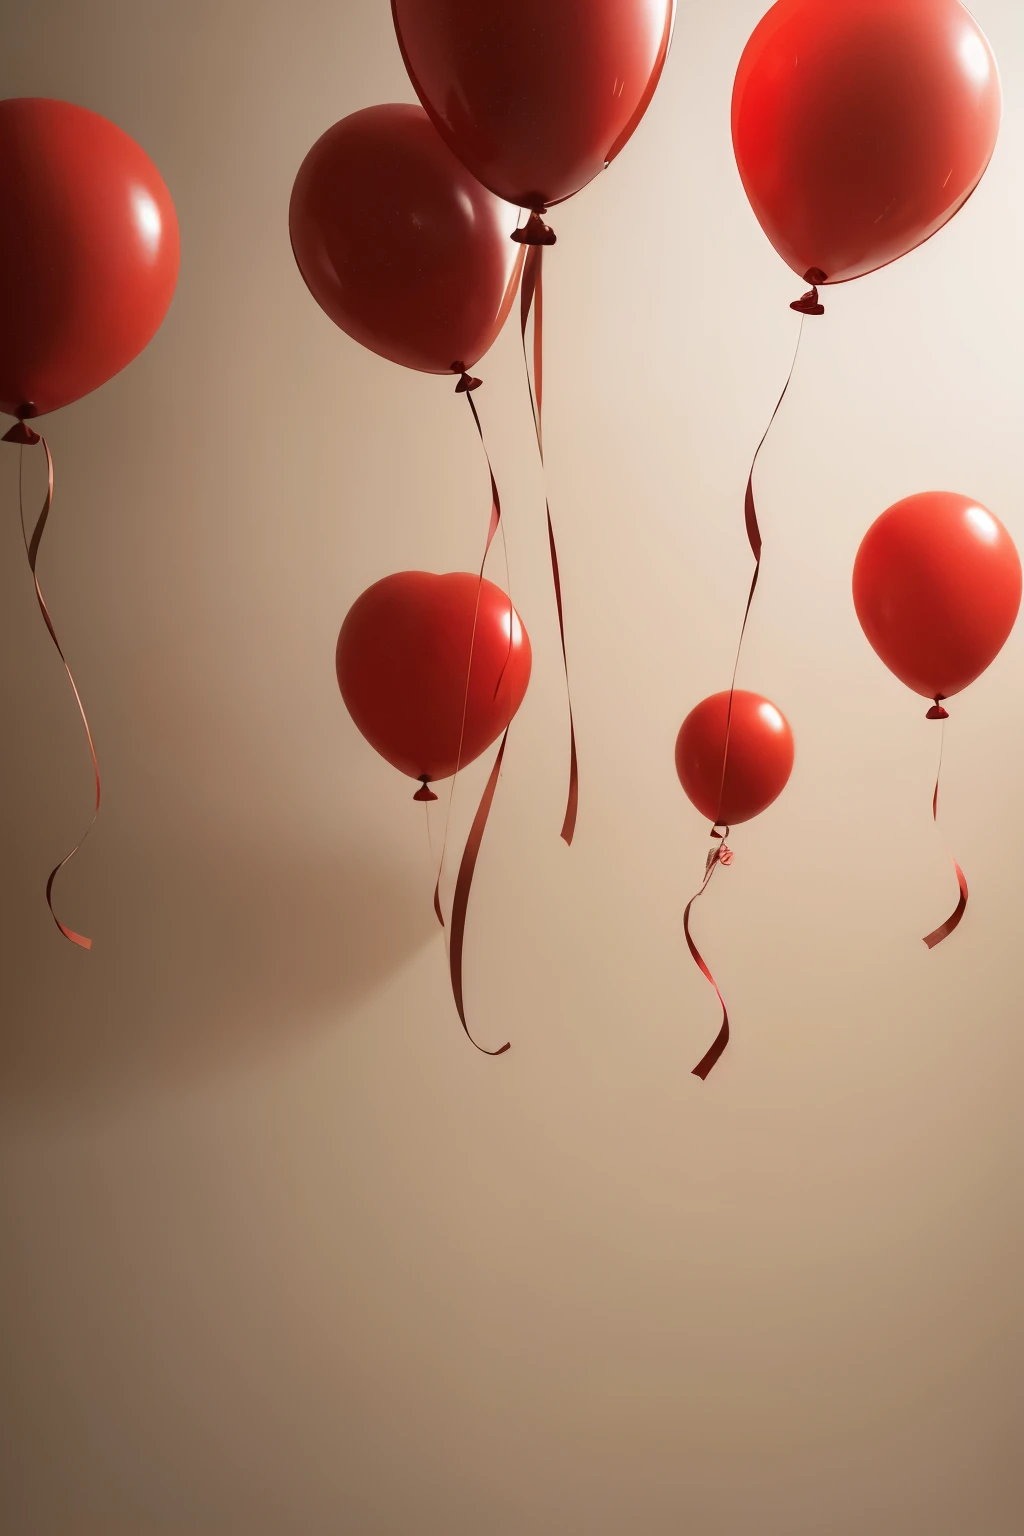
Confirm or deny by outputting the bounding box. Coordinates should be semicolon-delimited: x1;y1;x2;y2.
337;572;532;789
392;0;676;211
676;691;795;826
732;0;1001;286
853;492;1021;703
290;105;522;376
0;98;180;422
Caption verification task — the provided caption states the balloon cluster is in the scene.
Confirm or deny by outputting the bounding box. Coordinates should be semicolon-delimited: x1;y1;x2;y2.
1;1;1015;1082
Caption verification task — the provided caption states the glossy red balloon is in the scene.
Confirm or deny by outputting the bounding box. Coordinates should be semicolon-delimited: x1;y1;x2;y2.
0;98;179;423
337;572;532;787
853;492;1021;703
392;0;676;211
290;105;521;377
676;691;795;826
733;0;1001;286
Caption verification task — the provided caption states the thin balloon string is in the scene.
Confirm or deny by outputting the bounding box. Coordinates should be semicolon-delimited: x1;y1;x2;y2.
924;715;968;949
520;242;579;845
16;436;100;949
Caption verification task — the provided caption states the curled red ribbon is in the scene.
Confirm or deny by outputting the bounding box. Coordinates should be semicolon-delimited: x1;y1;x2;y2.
684;831;734;1080
5;425;99;948
519;237;579;846
430;377;515;1055
923;713;968;949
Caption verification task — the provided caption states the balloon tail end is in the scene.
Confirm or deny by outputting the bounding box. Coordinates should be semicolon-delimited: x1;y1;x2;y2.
512;209;556;246
3;420;40;445
414;779;438;803
926;702;949;721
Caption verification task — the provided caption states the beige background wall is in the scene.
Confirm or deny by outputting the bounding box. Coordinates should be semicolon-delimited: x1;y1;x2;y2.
1;2;1022;1531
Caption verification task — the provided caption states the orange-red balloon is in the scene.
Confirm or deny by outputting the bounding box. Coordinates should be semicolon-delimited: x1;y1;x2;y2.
853;492;1022;703
675;691;795;827
732;0;1001;286
337;572;532;789
0;98;179;423
392;0;675;211
290;105;521;377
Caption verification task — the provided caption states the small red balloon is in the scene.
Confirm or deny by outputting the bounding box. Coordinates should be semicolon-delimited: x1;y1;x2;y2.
290;105;522;377
391;0;676;211
337;572;532;788
0;98;180;422
853;492;1022;703
732;0;1001;286
676;691;795;826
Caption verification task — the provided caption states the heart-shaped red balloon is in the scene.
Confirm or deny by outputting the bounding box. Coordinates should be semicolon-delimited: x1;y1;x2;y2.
676;691;795;826
732;0;1001;287
337;572;532;789
853;492;1022;703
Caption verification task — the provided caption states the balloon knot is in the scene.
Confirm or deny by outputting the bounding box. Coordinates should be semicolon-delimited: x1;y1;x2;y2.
926;700;949;721
3;418;41;446
512;209;557;246
452;366;482;393
414;778;438;803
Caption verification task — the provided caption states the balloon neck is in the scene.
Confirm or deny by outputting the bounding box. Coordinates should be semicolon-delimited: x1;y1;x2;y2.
414;777;438;803
926;699;950;721
452;365;482;394
512;209;557;247
790;271;827;316
3;408;40;446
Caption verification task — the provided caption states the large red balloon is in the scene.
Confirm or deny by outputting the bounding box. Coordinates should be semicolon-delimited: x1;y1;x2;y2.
337;572;532;789
676;691;795;826
392;0;676;211
732;0;1001;286
853;492;1021;703
0;98;180;423
290;105;522;376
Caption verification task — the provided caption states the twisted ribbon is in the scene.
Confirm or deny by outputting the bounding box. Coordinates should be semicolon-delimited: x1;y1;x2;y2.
686;279;824;1078
429;373;514;1055
923;706;968;949
5;422;99;948
517;219;579;846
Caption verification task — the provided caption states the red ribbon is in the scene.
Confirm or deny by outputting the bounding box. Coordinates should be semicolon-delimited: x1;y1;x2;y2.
686;291;821;1078
923;712;968;949
519;237;579;847
429;377;515;1054
5;425;99;949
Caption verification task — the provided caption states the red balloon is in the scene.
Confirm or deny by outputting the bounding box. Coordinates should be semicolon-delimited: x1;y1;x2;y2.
732;0;1001;286
0;98;180;423
853;492;1021;703
290;105;521;376
392;0;676;211
676;691;795;826
337;572;532;789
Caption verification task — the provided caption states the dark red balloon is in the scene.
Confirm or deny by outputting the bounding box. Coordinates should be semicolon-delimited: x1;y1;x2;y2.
392;0;676;211
0;98;180;423
732;0;1001;286
337;572;532;788
676;691;795;826
290;105;521;376
853;492;1021;703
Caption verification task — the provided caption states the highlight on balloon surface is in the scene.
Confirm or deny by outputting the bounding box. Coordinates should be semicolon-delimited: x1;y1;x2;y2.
854;491;1021;948
0;95;180;948
337;572;532;1055
675;691;795;1080
392;0;677;847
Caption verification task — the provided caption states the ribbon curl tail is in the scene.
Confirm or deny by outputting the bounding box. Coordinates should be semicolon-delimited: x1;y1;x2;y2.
685;835;733;1080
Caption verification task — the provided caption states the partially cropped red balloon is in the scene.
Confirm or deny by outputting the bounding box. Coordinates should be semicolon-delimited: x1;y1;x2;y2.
676;691;795;826
853;493;1021;704
337;572;532;791
0;98;180;422
392;0;676;211
290;105;521;377
733;0;1001;286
